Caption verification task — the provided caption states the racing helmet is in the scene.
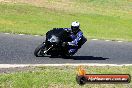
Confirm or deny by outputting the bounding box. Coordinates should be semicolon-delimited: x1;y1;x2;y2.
71;21;80;34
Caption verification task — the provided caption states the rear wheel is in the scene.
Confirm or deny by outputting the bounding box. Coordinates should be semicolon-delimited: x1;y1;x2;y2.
61;46;73;58
61;51;73;58
34;43;46;57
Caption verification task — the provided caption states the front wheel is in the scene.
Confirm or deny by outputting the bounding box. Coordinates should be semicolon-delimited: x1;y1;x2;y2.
34;43;46;57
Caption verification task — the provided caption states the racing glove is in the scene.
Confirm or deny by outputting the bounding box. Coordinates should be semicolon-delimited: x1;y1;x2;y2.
68;42;78;46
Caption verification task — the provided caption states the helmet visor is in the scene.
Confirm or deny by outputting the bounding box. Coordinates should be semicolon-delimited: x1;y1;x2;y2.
71;26;79;33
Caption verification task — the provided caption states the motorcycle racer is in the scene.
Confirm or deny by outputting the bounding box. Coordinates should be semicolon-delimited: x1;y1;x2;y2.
34;21;87;57
63;21;87;55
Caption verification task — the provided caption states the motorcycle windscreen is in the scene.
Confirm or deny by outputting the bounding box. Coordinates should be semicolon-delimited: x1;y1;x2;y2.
46;28;69;43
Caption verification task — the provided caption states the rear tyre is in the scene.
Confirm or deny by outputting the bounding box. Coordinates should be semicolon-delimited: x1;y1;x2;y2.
34;43;46;57
61;52;73;58
61;47;73;58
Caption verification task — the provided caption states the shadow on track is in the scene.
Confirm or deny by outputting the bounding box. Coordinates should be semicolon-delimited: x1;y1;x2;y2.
64;56;109;60
46;55;109;60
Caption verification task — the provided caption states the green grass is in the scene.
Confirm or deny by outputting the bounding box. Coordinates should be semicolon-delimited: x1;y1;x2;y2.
0;66;132;88
0;0;132;41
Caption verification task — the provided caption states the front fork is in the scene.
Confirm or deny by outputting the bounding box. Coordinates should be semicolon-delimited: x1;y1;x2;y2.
43;44;54;54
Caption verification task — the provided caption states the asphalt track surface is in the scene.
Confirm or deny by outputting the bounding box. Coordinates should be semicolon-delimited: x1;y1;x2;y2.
0;33;132;64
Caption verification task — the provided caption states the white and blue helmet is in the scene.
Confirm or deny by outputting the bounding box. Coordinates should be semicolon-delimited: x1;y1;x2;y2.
71;21;80;34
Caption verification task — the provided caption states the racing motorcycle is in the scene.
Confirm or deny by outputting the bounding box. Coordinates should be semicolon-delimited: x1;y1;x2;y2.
34;28;87;57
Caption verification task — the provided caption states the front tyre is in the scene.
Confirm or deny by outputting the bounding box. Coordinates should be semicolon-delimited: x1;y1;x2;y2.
34;43;46;57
